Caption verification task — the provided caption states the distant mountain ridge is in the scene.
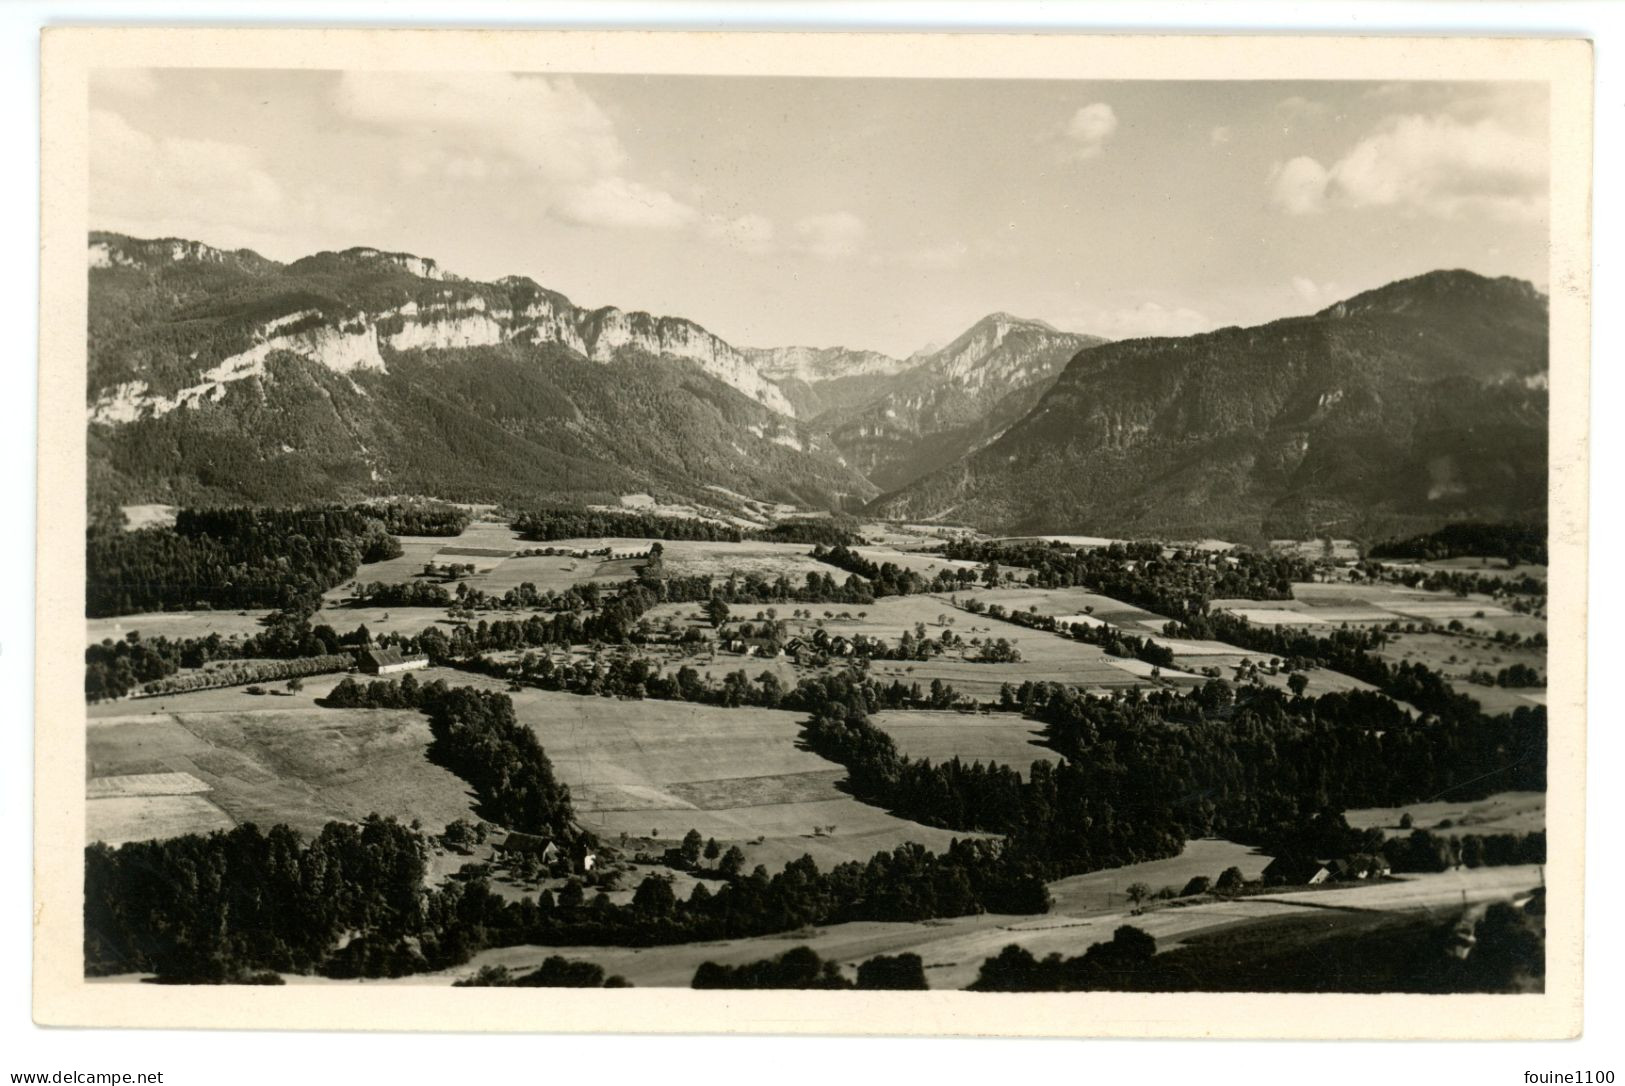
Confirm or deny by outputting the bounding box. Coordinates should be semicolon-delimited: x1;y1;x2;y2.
819;314;1109;490
86;232;873;510
870;270;1550;539
742;344;919;419
88;231;796;420
88;232;1540;541
87;230;1107;515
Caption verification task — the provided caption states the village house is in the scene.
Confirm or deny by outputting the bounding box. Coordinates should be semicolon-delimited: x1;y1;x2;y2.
496;833;597;874
725;637;781;657
1261;854;1332;886
494;832;561;865
357;647;430;675
1328;853;1392;881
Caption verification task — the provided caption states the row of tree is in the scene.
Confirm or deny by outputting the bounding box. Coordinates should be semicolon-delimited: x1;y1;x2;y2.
323;679;576;839
691;947;926;990
511;507;860;547
970;900;1544;993
85;609;364;700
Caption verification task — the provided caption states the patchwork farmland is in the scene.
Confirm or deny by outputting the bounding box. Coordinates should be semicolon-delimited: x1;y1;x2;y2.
83;513;1549;991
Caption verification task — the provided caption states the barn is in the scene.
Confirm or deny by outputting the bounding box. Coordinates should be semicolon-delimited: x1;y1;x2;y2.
357;647;430;675
1261;854;1332;886
495;832;561;865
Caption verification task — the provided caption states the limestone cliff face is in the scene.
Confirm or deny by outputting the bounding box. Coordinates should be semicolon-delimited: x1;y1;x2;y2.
86;232;880;510
871;270;1551;540
743;344;913;384
86;235;795;421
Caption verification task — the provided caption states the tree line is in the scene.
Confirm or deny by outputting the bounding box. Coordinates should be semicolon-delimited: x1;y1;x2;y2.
85;609;361;701
1368;522;1547;567
939;539;1315;620
87;506;402;617
691;947;926;990
512;506;859;546
798;671;1545;882
323;677;576;839
970;899;1544;993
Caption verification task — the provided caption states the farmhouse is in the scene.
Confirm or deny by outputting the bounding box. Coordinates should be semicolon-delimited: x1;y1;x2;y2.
726;637;781;657
357;647;430;675
1328;854;1391;881
1261;854;1332;886
495;832;561;865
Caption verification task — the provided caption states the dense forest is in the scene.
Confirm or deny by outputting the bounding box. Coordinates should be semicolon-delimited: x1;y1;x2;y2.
358;501;471;537
1368;522;1548;566
799;670;1545;880
85;820;1051;980
941;539;1312;620
86;506;400;617
514;507;749;543
512;506;859;546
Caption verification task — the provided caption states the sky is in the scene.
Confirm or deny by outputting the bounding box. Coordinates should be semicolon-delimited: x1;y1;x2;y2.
89;70;1550;357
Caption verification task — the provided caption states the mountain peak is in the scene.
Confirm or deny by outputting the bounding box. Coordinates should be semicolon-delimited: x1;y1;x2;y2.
327;246;453;282
88;232;279;274
1319;269;1546;321
873;266;1550;537
976;311;1058;333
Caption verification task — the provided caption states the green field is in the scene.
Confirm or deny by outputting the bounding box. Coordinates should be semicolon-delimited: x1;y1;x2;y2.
869;709;1057;770
86;698;479;843
1374;631;1546;713
498;686;987;870
1344;791;1545;839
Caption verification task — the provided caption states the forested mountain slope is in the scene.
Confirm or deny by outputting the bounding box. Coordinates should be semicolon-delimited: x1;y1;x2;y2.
86;233;875;509
870;271;1549;540
818;314;1108;490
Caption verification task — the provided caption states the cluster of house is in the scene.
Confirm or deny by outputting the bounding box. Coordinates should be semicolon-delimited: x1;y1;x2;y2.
720;633;859;660
1261;852;1393;886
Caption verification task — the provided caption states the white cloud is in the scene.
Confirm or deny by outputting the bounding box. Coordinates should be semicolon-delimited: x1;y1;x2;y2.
334;72;625;185
1276;95;1330;122
1291;276;1343;306
91;69;158;100
793;212;867;260
1060;102;1118;161
1209;126;1232;146
553;177;698;232
1270;156;1332;215
702;213;776;254
1061;301;1214;341
1270;111;1547;221
90;109;283;235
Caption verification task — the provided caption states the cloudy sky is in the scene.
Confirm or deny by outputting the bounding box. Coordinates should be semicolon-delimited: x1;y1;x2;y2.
90;70;1549;357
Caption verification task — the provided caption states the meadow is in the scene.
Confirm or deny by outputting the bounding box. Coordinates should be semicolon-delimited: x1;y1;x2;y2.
86;680;480;844
498;686;987;870
868;709;1057;770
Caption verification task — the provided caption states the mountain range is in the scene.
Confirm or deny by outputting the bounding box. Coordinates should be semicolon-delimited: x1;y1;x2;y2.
86;232;1548;539
872;271;1549;539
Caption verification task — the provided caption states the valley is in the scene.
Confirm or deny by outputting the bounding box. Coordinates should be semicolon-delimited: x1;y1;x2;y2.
77;231;1551;994
84;506;1549;990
